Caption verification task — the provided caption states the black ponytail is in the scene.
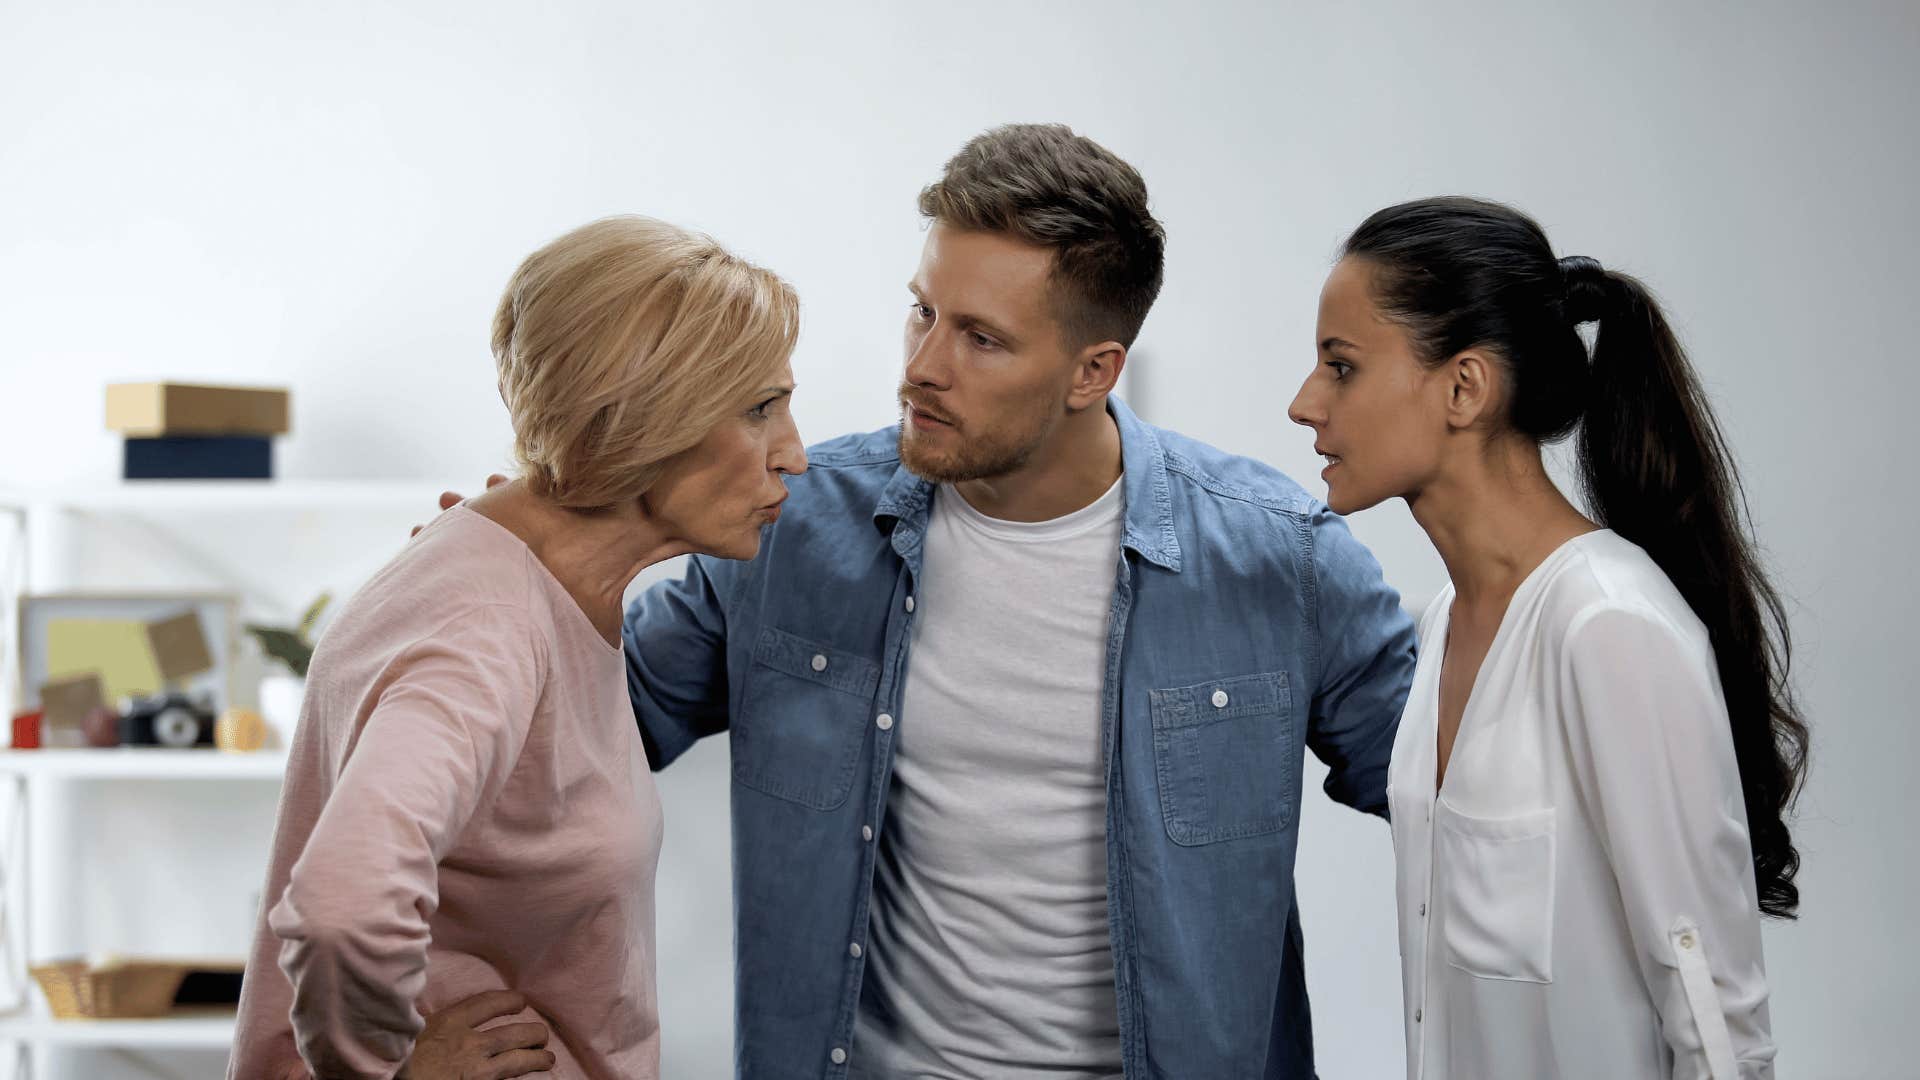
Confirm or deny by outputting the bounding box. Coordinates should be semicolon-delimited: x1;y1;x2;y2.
1346;197;1808;918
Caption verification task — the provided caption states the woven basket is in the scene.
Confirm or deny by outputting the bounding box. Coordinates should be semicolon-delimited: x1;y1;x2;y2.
30;958;188;1019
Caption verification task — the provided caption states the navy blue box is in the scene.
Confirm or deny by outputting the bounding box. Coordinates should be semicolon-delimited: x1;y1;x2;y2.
123;436;273;480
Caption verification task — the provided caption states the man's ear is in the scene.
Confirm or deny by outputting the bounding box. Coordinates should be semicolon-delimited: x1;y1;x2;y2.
1445;347;1500;430
1067;340;1127;411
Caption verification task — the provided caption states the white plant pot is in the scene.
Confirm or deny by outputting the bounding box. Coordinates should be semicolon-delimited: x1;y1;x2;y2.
258;673;306;749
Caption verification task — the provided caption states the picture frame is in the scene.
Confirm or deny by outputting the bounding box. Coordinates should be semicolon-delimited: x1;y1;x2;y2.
15;592;237;746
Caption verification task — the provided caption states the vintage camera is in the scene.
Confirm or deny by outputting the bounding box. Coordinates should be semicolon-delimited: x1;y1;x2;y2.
119;691;216;748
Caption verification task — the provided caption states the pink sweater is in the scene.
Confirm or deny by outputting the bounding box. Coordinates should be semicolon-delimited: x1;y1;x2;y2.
230;505;664;1080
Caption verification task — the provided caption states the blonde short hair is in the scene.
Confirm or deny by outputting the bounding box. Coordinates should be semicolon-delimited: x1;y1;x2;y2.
492;216;800;511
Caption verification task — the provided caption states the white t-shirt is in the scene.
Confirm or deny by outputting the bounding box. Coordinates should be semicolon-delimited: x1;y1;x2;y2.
1388;529;1775;1080
851;478;1126;1079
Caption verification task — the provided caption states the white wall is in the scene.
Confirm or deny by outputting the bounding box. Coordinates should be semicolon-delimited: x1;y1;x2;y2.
2;1;1915;1076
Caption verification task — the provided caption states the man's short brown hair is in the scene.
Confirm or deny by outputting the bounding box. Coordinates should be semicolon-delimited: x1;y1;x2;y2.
918;123;1165;349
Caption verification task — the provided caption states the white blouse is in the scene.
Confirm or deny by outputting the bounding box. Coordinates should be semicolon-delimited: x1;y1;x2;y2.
1387;530;1776;1080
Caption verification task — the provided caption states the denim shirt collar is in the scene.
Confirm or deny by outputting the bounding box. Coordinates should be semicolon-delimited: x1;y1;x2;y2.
870;394;1183;573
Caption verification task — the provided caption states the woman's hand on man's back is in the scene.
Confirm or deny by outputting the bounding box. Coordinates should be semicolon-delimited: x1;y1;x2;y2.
413;475;508;537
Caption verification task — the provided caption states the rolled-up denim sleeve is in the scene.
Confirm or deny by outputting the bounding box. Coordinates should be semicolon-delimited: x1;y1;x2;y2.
1306;507;1417;817
623;553;739;770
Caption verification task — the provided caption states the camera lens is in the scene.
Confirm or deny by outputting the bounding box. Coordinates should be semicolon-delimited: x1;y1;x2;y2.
153;706;201;747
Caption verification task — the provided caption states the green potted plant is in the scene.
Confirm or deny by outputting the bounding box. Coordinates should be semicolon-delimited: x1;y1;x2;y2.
244;593;329;747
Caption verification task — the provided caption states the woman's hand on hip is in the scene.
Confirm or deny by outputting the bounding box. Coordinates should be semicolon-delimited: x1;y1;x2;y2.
398;989;554;1079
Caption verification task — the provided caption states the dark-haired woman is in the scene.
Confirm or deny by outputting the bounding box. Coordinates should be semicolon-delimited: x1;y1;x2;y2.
1289;197;1804;1079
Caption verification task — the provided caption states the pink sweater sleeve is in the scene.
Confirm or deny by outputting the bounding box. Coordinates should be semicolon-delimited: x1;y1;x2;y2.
267;605;546;1079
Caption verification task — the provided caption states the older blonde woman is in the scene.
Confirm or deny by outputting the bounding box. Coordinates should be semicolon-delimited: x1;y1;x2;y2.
230;217;805;1080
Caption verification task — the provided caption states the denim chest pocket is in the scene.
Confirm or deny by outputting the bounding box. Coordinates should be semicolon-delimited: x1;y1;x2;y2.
1148;671;1296;846
732;627;881;811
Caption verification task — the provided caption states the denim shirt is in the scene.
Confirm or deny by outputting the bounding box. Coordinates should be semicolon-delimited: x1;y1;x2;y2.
624;397;1417;1079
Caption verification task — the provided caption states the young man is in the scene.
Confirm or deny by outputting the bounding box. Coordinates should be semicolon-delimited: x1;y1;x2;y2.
627;124;1416;1079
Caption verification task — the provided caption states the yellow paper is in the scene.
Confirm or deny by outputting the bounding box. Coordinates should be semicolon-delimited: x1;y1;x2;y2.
47;619;163;701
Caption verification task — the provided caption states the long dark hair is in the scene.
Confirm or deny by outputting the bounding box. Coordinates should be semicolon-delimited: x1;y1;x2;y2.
1345;196;1808;918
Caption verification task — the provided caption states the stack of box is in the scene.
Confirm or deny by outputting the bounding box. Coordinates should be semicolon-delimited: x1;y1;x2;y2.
105;382;290;479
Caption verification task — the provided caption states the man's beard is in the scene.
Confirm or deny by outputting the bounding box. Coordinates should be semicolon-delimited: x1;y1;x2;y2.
898;421;1040;484
896;390;1053;484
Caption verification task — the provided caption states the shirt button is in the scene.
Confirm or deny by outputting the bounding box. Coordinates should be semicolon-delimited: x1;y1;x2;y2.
1419;903;1427;917
1211;689;1229;708
1415;1009;1423;1023
861;825;874;842
1679;932;1696;950
904;596;916;613
848;942;862;958
876;713;894;731
831;1047;847;1065
811;654;828;672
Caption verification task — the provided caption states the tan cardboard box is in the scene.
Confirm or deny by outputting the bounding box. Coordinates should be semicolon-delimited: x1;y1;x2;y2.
105;382;290;437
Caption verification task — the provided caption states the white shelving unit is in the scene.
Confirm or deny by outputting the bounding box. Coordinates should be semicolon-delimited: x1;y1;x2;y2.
2;481;458;596
0;480;456;1077
0;480;457;513
0;1011;235;1049
0;750;287;783
0;754;282;1072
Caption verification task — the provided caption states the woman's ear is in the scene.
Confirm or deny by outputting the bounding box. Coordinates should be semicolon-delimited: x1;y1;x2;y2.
632;490;664;527
1445;348;1500;431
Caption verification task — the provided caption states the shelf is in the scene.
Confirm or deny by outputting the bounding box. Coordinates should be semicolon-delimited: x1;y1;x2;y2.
0;749;286;781
0;1007;235;1047
0;479;466;513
